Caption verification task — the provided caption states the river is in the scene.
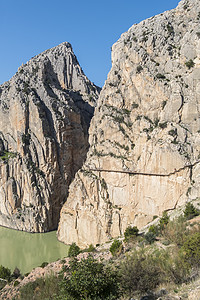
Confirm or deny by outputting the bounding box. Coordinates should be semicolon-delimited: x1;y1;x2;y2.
0;226;69;274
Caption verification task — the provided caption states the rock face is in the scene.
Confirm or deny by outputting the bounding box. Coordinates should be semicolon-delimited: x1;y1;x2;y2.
58;0;200;247
0;42;100;232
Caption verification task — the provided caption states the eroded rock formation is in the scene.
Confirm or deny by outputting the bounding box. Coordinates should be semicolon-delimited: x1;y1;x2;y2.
58;0;200;247
0;42;100;232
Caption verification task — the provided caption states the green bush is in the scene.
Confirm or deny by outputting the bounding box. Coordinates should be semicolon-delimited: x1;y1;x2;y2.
120;249;164;296
110;239;123;256
166;24;174;34
86;244;96;252
68;242;81;258
156;73;166;79
144;232;156;244
136;65;143;73
161;216;188;247
12;267;21;279
82;244;96;253
120;247;189;297
0;265;11;281
184;202;199;220
159;211;169;231
159;122;168;129
14;280;20;287
124;226;139;242
185;59;195;69
148;224;159;236
39;262;48;268
59;256;121;299
161;239;171;246
168;129;177;137
181;231;200;266
156;248;189;284
19;275;60;300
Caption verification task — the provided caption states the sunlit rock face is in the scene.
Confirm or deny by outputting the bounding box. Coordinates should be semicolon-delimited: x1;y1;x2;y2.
0;42;100;232
58;0;200;247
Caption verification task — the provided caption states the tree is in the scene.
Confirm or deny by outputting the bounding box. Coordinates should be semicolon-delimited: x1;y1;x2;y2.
60;256;120;299
124;226;139;242
68;242;81;257
184;202;199;220
182;232;200;266
109;240;123;256
0;265;11;281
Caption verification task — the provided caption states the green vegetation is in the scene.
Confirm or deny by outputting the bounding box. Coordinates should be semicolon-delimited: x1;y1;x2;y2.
168;129;177;137
120;249;163;295
144;232;157;244
82;244;96;253
86;244;96;252
12;210;200;299
0;265;11;281
14;280;20;287
68;242;81;257
166;24;174;34
22;133;31;145
136;65;143;73
124;226;139;242
132;102;139;109
185;59;195;69
161;216;188;246
26;159;45;178
159;211;169;230
12;267;21;279
182;232;200;266
0;150;17;161
184;202;199;220
59;256;120;300
159;121;168;129
40;262;48;268
156;73;166;79
110;239;123;256
22;82;30;95
19;275;60;300
149;224;159;235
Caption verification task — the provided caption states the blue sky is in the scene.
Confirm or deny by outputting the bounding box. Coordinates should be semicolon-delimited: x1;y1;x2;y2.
1;0;179;87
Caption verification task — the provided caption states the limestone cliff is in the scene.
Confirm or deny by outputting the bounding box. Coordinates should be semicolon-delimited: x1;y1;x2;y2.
0;42;100;232
58;0;200;247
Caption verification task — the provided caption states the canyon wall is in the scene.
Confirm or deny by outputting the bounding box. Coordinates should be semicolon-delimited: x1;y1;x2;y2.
58;0;200;247
0;42;100;232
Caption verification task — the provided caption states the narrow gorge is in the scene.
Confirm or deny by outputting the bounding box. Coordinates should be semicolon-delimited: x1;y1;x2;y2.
0;0;199;249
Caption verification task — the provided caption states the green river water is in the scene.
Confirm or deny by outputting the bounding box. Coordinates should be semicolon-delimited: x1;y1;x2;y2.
0;226;69;274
